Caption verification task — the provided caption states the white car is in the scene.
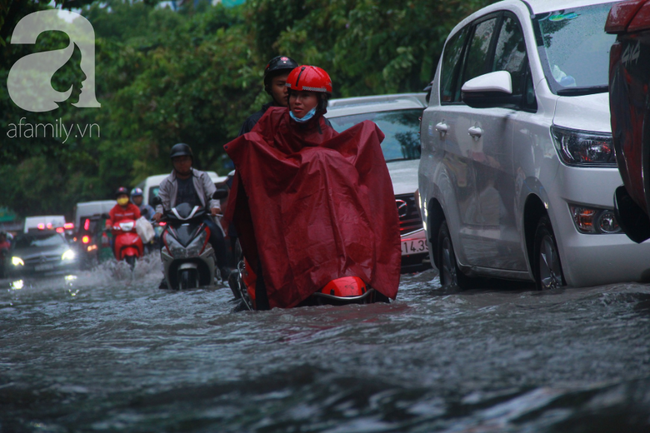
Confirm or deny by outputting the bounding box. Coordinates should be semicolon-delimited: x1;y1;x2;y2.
326;93;430;272
419;0;650;289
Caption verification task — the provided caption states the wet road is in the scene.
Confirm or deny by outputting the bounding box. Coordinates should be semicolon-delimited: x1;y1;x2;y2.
2;256;650;432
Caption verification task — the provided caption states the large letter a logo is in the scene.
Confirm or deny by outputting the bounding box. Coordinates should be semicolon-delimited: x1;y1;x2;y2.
7;10;101;113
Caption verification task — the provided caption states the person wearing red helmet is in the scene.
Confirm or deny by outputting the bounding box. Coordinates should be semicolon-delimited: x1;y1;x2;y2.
224;65;401;310
238;55;299;136
106;186;141;230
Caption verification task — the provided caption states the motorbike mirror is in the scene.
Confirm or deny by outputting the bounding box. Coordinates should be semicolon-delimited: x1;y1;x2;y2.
213;189;228;200
152;196;163;206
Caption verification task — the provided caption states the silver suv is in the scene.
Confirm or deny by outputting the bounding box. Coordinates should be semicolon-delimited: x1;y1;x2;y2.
326;93;429;272
418;0;650;289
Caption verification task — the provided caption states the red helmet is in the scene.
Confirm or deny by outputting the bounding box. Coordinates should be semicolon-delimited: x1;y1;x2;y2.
286;65;332;94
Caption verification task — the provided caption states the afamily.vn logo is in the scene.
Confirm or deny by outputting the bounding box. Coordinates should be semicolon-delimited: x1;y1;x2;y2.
7;10;101;113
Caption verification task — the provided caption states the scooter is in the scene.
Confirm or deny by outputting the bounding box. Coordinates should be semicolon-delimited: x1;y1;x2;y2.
157;202;220;290
229;256;387;311
111;218;144;269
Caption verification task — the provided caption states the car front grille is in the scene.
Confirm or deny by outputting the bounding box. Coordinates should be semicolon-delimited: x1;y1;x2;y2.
24;255;61;266
395;193;423;236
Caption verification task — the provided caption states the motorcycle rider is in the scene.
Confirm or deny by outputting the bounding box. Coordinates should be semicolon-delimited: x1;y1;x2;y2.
131;187;155;222
238;55;299;136
152;143;232;286
106;187;141;229
224;65;401;309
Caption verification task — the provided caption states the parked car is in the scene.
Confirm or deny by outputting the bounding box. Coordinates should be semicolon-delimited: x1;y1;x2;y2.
418;0;650;290
325;93;430;272
606;0;650;242
5;231;79;277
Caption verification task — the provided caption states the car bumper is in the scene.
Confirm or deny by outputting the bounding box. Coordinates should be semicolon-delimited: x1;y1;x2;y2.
549;166;650;286
400;229;430;272
6;260;79;277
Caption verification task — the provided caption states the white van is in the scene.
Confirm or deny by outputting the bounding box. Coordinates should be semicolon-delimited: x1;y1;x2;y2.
137;171;227;208
73;200;116;229
23;215;67;233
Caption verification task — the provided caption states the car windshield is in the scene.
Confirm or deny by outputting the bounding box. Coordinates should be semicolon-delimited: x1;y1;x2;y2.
328;109;422;162
15;233;66;249
534;2;616;95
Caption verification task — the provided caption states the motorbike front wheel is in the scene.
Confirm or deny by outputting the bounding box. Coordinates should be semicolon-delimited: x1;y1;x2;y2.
125;255;136;270
178;269;198;290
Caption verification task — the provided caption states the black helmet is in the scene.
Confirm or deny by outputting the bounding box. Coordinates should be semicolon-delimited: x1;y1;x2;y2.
170;143;193;160
264;55;298;93
115;186;129;197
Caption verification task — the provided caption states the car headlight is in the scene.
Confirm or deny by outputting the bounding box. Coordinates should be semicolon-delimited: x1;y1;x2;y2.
570;205;622;234
551;126;615;167
61;249;76;261
11;256;24;267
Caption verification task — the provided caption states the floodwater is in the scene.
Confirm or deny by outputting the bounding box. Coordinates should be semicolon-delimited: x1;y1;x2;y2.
2;256;650;432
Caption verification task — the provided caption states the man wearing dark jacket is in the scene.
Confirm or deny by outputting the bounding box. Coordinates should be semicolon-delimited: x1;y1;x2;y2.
238;55;298;136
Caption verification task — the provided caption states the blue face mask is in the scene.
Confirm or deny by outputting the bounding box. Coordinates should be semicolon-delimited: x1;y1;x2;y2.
290;107;317;123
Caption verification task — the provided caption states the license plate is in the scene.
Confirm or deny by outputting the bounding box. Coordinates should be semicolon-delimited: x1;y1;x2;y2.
401;239;428;256
35;263;55;271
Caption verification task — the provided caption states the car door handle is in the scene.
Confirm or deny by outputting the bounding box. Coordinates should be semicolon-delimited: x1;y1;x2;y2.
435;122;449;134
468;126;483;137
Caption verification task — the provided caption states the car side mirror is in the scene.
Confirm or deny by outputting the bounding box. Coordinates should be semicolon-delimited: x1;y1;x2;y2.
213;189;228;200
461;70;520;110
152;196;162;206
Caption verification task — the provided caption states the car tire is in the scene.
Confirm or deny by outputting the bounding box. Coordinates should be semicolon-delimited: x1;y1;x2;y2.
533;216;565;290
437;220;472;289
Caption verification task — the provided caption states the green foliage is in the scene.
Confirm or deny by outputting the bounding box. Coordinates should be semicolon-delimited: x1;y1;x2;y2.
0;0;494;218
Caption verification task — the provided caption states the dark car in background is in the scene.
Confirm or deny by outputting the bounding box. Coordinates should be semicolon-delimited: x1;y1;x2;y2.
325;93;430;272
606;0;650;243
5;231;79;277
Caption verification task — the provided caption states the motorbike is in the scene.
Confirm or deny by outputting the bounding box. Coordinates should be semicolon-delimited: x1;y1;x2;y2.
229;256;387;311
155;191;228;290
110;218;144;269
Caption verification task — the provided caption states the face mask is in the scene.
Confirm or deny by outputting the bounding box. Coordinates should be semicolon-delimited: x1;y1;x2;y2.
290;107;317;123
117;197;129;206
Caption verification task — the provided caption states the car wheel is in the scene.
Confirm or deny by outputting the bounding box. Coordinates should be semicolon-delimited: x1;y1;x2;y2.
437;220;472;289
534;216;565;290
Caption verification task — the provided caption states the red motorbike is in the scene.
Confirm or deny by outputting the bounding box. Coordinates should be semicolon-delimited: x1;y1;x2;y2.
111;218;143;268
230;257;386;311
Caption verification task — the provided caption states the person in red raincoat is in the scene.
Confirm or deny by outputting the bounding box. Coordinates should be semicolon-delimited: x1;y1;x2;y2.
224;65;401;309
106;186;141;229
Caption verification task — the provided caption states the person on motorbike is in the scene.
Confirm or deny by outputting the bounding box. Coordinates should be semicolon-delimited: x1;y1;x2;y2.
238;55;299;136
152;143;232;287
106;187;141;229
224;65;401;310
0;232;10;279
131;187;155;222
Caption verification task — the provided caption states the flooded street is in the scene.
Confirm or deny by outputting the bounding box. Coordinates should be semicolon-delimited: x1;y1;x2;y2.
2;256;650;432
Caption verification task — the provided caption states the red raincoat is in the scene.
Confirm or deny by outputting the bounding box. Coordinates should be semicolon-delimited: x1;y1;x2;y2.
106;203;141;228
224;107;401;308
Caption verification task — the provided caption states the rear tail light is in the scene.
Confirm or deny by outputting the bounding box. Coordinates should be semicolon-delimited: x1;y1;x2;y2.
38;223;45;230
84;219;90;231
82;235;90;244
56;227;64;233
64;222;74;230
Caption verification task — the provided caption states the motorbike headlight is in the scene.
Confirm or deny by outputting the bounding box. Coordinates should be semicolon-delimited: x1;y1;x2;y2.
11;256;24;266
186;231;208;256
62;249;76;261
119;221;134;231
551;126;615;167
166;235;186;258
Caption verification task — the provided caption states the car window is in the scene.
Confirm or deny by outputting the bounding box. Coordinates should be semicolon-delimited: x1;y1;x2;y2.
493;13;527;95
149;186;159;206
328;109;423;161
15;233;66;249
461;17;499;90
535;3;616;95
440;27;469;103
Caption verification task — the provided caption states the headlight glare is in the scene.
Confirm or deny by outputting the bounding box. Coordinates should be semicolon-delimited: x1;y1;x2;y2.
551;126;615;166
11;256;24;266
62;249;76;261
